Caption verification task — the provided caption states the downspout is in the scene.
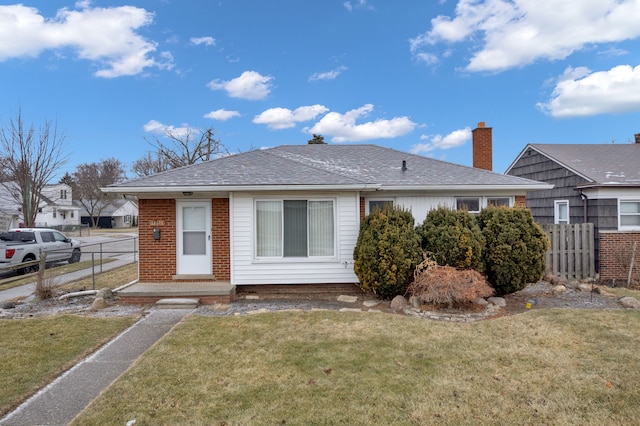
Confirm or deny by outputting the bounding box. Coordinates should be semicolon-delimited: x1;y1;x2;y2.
579;191;588;223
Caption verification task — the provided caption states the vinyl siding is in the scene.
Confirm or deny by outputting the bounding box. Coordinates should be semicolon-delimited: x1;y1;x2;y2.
231;192;359;285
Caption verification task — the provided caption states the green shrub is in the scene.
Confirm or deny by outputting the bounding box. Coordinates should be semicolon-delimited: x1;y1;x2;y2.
477;206;549;294
417;206;485;270
353;205;422;299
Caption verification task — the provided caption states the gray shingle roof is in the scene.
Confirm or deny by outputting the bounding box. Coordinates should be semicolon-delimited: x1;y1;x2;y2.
109;144;548;191
526;144;640;186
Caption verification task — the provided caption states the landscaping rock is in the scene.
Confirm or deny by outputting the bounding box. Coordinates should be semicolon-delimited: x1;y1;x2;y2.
552;285;568;295
1;301;15;309
487;297;506;307
619;297;640;309
337;295;358;303
96;288;114;300
474;297;489;306
577;283;596;292
390;295;408;312
363;300;381;308
91;297;107;310
409;295;422;308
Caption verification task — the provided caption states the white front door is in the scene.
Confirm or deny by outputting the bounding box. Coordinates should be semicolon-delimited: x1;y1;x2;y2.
177;201;212;275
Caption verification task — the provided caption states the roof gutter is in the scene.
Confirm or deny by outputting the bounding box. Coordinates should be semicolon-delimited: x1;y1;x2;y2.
101;183;383;194
379;183;554;191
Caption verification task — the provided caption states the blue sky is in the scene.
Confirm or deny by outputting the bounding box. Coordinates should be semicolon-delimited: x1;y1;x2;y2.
1;0;640;181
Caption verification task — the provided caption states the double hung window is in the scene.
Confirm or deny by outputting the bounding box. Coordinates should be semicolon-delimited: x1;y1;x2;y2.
554;200;569;224
620;200;640;229
256;199;335;258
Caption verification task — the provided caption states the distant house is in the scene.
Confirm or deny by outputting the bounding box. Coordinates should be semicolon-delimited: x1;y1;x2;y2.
103;123;551;304
0;182;80;229
79;199;138;228
506;139;640;282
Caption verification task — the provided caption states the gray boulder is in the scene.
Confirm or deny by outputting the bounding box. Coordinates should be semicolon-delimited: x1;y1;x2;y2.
390;295;408;312
96;288;114;300
619;296;640;309
487;297;506;307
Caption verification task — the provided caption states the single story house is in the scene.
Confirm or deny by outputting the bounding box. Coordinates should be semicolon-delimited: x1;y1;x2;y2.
104;123;551;304
79;199;138;228
506;139;640;282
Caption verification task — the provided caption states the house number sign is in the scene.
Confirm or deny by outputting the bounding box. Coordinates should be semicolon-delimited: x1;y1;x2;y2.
150;220;165;226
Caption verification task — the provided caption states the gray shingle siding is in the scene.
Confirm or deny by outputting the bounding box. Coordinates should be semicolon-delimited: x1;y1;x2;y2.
507;149;590;224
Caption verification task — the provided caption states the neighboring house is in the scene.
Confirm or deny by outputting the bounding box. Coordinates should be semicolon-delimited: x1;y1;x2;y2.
104;123;551;303
0;182;80;229
506;139;640;282
79;199;138;228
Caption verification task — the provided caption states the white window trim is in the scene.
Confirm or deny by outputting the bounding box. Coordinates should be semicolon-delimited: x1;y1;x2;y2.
253;197;338;262
454;196;512;213
554;200;569;224
619;199;640;230
365;198;395;215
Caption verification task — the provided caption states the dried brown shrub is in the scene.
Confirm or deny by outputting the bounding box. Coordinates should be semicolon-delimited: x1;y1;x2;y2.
408;257;494;307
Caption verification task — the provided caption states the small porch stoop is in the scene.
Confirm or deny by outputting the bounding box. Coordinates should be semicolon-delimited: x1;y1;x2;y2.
156;298;200;309
117;279;235;306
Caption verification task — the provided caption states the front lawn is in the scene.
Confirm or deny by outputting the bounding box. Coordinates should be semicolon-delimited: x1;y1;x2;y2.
73;309;640;425
0;315;138;416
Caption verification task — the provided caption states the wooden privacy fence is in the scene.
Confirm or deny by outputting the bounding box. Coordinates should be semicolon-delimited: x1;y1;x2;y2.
541;223;596;280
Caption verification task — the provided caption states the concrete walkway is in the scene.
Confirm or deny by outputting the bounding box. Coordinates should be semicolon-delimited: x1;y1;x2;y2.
0;309;191;426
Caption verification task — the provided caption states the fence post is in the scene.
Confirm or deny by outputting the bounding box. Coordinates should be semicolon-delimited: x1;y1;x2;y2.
91;252;96;290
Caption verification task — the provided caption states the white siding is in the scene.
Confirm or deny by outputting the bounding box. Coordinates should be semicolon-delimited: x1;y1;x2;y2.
231;192;359;285
395;196;455;224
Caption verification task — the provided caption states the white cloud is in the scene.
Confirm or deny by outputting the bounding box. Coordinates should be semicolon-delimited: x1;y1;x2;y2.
253;105;329;130
410;127;471;154
207;71;273;100
190;36;216;46
344;0;374;11
538;64;640;117
309;66;348;81
143;119;196;139
305;104;416;142
411;0;640;72
204;109;241;121
0;3;170;78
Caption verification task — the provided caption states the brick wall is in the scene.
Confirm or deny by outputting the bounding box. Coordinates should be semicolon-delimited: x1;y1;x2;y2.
138;199;176;281
472;123;492;171
359;197;365;221
599;231;640;283
514;195;526;208
212;198;231;280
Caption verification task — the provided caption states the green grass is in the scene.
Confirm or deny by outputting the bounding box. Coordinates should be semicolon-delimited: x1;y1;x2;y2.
0;315;138;417
72;309;640;425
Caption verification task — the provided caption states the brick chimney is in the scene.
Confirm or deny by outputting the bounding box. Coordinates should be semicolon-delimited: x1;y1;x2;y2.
472;121;492;171
635;133;640;144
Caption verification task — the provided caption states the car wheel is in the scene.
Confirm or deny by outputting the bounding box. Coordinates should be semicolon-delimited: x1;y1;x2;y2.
18;256;39;275
69;249;81;264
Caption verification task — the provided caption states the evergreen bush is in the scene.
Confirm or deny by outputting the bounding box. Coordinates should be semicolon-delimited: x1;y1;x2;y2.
477;206;549;294
417;206;485;270
353;205;422;299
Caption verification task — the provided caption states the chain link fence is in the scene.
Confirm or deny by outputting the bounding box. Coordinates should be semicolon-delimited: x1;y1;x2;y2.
0;236;139;291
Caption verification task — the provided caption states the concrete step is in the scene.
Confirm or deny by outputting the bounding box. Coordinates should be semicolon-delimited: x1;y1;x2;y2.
156;298;199;309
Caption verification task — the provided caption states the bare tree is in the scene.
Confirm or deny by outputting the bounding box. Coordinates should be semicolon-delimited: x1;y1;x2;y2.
0;108;68;227
131;151;171;177
73;158;126;228
133;126;225;177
